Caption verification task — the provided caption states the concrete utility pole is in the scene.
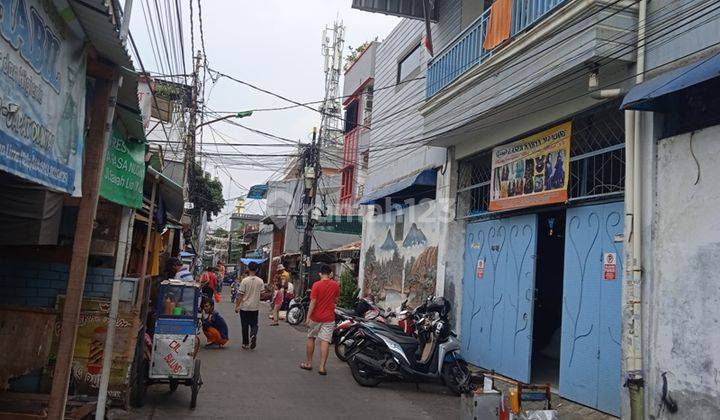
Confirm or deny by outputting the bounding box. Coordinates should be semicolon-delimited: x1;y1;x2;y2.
184;51;201;204
298;128;321;293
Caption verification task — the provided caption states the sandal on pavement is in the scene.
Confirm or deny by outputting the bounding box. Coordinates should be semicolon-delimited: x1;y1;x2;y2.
318;370;327;376
300;363;312;371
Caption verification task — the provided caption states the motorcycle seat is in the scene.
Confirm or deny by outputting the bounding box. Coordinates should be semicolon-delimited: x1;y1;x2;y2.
368;321;412;336
376;328;419;346
335;307;355;317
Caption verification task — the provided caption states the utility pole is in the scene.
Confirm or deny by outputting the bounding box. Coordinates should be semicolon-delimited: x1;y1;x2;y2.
184;51;202;254
298;128;321;293
184;51;201;204
295;20;344;292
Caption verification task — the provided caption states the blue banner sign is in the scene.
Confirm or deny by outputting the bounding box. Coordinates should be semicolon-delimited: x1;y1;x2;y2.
0;0;86;194
247;184;269;199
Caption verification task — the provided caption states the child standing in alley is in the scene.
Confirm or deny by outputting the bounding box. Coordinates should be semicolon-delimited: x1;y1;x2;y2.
270;282;283;326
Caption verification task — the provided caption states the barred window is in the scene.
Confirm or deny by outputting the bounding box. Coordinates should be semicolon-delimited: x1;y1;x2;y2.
456;101;625;219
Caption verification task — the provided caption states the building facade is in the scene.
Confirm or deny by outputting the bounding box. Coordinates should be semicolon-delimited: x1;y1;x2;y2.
354;0;720;417
340;41;378;215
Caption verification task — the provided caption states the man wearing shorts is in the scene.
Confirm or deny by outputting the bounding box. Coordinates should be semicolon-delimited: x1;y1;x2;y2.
300;264;339;375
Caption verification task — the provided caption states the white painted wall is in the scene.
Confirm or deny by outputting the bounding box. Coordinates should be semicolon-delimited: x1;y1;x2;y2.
645;124;720;419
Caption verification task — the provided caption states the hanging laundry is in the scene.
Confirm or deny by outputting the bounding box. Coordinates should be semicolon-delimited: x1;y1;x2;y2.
483;0;514;51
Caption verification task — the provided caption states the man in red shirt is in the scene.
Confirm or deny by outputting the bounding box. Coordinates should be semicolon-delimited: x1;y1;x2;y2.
300;264;339;375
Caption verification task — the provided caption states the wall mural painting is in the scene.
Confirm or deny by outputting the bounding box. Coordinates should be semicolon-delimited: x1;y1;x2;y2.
362;203;439;308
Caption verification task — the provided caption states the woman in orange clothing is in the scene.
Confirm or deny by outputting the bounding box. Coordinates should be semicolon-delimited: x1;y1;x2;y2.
201;300;229;347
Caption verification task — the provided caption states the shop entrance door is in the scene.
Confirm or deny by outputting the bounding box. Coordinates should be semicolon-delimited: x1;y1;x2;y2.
462;214;538;383
559;202;623;416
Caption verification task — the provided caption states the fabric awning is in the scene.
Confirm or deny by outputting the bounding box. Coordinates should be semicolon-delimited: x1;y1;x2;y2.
360;169;438;205
148;167;184;221
621;52;720;111
67;0;145;141
240;258;267;266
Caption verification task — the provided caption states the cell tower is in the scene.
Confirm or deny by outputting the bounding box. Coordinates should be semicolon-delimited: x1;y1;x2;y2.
319;20;345;168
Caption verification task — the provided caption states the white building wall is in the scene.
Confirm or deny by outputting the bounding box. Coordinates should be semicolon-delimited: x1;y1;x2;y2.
641;123;720;419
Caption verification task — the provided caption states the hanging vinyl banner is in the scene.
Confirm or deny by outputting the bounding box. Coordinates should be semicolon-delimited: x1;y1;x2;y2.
489;122;571;211
99;126;145;209
0;0;87;195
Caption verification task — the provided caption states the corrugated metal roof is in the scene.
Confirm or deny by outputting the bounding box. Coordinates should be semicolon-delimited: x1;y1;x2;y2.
66;0;145;141
351;0;438;21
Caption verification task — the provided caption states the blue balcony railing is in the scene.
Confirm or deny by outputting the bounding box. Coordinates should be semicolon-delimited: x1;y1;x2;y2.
426;0;567;98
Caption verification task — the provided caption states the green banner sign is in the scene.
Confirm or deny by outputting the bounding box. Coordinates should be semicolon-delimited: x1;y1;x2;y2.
100;127;145;209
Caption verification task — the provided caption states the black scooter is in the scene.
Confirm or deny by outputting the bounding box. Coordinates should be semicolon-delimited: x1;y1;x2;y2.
346;296;472;395
286;290;310;325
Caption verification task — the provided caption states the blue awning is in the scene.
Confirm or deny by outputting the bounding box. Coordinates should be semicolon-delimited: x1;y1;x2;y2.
360;168;438;205
622;52;720;111
240;258;267;266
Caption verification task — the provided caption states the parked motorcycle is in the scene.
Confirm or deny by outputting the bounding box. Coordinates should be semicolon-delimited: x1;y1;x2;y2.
286;290;311;325
334;300;414;362
346;296;472;395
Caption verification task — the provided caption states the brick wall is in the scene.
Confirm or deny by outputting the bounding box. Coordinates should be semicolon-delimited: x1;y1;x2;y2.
0;260;115;308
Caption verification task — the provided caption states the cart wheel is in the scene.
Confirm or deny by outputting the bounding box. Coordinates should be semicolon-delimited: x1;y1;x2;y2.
131;357;148;407
170;379;179;392
190;359;202;409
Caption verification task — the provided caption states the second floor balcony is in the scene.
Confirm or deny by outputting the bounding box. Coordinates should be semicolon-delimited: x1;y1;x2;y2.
428;0;642;101
427;0;569;98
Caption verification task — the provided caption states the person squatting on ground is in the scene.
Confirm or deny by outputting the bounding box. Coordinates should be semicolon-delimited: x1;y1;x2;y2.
300;264;340;376
235;262;264;349
270;281;283;326
202;300;229;348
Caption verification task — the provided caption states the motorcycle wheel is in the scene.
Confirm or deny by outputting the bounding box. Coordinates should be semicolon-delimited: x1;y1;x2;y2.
335;340;350;362
441;359;471;396
286;307;304;325
348;357;382;387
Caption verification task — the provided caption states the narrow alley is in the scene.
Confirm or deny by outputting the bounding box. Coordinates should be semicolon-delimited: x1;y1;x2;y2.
132;301;458;420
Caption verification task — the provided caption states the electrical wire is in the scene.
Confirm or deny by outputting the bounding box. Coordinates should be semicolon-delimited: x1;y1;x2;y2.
363;0;720;174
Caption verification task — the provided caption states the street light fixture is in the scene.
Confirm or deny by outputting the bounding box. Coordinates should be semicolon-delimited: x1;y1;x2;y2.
195;111;253;131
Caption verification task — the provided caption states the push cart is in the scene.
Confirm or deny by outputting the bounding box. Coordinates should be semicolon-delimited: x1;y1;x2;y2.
140;280;203;409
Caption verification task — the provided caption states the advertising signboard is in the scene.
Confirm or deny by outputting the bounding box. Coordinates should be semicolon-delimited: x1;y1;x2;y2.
0;0;87;194
99;127;145;208
489;122;571;211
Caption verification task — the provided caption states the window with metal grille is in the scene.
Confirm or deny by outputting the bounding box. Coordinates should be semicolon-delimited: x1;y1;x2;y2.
568;101;625;200
457;150;492;217
456;101;625;219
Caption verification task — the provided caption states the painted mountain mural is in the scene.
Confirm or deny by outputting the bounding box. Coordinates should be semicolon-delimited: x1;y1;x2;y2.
404;246;438;307
380;229;398;251
402;223;427;247
363;245;403;300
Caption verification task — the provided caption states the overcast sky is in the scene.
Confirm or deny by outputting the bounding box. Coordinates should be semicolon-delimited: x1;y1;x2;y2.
130;1;399;228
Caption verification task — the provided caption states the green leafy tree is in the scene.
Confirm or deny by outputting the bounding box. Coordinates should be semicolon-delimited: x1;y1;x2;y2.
213;227;229;237
337;270;359;309
189;163;225;221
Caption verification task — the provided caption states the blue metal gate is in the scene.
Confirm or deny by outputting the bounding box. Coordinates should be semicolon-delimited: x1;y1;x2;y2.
462;214;538;382
559;202;623;416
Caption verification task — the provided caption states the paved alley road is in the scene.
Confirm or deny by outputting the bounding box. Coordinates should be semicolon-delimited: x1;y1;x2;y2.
132;300;459;420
